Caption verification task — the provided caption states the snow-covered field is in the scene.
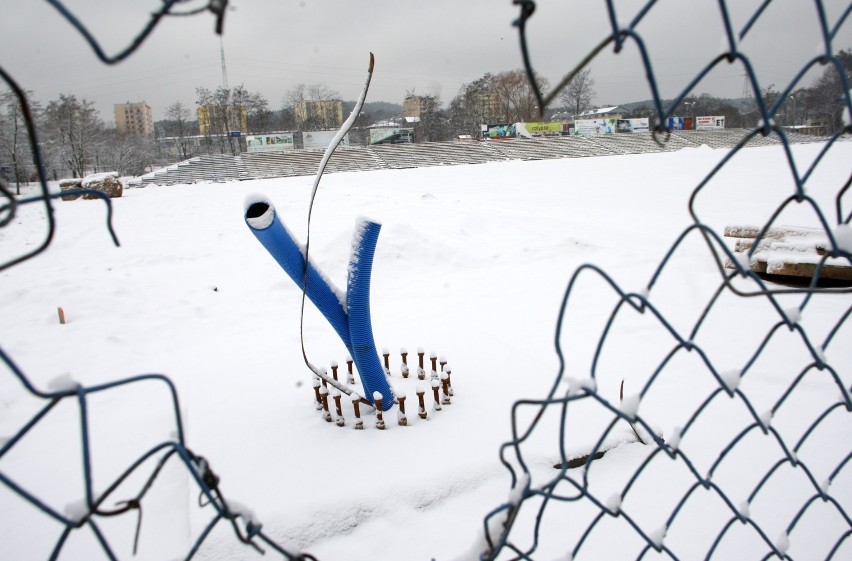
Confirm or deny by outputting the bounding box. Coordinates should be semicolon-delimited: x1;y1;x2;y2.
1;141;850;560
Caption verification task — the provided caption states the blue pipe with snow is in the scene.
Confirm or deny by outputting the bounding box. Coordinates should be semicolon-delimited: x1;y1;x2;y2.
244;199;350;344
244;198;394;410
345;221;391;409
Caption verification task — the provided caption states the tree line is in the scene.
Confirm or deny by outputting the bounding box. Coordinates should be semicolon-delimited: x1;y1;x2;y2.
0;92;160;192
1;49;848;187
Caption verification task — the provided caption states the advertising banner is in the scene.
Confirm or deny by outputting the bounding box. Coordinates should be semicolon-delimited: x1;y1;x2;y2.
696;115;726;130
519;122;563;136
574;119;617;135
246;133;295;153
667;117;685;130
484;124;517;139
303;130;350;150
616;118;650;133
369;127;413;144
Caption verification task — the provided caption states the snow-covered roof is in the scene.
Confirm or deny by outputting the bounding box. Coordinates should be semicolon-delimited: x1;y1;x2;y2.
577;106;624;117
371;120;401;128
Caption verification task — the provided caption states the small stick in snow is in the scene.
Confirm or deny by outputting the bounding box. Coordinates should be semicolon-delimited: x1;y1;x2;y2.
374;393;385;430
431;379;442;411
416;387;427;419
430;352;438;375
439;356;447;372
620;379;645;445
352;394;364;430
57;307;66;325
417;349;426;379
398;394;408;426
331;361;339;382
333;392;344;427
445;366;454;396
382;348;391;376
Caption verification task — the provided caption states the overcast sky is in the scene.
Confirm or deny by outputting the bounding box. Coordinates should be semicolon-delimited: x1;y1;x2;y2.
1;0;849;125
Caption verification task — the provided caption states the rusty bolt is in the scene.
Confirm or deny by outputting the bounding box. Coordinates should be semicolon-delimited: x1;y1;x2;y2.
416;385;427;420
374;391;385;430
431;379;442;411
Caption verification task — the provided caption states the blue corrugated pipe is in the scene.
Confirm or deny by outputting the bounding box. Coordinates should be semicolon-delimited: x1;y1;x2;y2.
245;198;394;410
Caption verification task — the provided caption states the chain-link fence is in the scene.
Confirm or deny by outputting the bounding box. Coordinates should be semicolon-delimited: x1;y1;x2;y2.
480;1;851;559
1;2;315;559
1;1;850;560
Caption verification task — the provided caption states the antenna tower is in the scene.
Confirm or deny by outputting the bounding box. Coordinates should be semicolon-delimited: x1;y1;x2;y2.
741;72;751;99
220;36;229;91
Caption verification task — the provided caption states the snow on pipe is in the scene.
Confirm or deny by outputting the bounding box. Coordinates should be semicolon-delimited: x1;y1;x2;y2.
345;220;394;411
244;197;394;410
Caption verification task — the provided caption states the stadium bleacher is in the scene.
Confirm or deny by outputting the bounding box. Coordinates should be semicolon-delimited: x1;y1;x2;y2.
126;129;833;187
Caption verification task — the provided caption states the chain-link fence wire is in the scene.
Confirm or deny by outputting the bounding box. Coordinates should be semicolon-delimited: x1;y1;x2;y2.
0;2;315;559
479;1;851;559
3;1;851;560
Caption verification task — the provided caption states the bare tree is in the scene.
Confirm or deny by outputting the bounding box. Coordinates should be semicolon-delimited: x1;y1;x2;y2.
165;101;193;160
0;89;38;193
283;83;307;109
194;84;269;153
283;83;343;130
493;69;548;123
411;95;451;142
559;68;596;117
43;94;103;178
306;83;339;102
800;50;851;131
232;86;272;133
196;86;248;154
98;129;156;176
448;73;497;137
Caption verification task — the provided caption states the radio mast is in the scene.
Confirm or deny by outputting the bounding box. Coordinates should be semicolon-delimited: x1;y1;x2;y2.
220;36;229;91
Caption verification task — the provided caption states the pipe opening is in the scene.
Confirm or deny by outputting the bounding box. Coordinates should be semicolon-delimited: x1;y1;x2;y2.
245;201;275;230
246;202;269;219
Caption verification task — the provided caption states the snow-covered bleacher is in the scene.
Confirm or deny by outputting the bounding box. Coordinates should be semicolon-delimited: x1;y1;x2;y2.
127;128;828;187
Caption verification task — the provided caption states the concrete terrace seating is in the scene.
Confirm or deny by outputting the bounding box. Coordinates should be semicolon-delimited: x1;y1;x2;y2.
127;128;833;187
673;129;782;149
132;154;245;186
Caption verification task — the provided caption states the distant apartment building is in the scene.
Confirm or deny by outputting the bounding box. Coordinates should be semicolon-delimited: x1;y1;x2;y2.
197;104;248;135
114;101;154;136
474;92;500;123
402;94;441;120
294;99;343;130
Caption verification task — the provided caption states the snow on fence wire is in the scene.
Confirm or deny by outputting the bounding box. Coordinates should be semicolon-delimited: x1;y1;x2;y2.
0;2;315;560
478;1;851;560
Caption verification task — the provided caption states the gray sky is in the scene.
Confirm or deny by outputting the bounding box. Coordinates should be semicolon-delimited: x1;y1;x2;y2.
1;0;849;124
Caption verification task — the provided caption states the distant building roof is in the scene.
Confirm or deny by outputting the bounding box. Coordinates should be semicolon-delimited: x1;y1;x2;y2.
371;119;402;128
576;106;625;117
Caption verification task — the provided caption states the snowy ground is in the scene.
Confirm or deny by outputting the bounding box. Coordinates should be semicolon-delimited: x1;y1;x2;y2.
1;141;850;560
